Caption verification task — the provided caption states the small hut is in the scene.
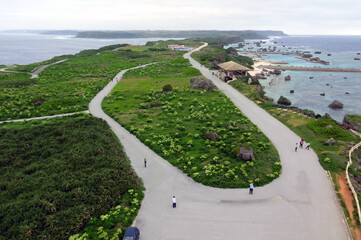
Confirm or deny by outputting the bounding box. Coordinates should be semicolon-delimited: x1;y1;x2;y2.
217;61;250;81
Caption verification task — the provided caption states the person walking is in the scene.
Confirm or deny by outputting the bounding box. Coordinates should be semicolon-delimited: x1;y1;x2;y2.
295;143;298;152
300;138;304;148
172;196;176;208
305;144;310;150
144;158;147;168
249;183;254;195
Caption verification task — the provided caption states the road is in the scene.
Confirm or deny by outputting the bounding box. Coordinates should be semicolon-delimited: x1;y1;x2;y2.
0;111;89;124
30;59;68;78
88;45;351;240
0;59;67;78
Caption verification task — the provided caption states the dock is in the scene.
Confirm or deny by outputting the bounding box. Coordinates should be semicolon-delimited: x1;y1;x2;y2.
260;65;361;73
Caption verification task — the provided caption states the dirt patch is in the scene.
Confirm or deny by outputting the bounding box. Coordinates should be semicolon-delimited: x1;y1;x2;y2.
338;174;361;240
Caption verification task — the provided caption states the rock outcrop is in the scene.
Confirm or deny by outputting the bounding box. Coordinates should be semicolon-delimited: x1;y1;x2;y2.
204;132;219;141
325;138;335;145
277;96;292;105
343;115;361;131
190;77;217;92
328;100;344;109
237;147;255;161
284;75;291;81
273;69;281;75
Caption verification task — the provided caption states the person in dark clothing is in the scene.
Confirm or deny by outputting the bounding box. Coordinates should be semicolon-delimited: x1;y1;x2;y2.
249;183;254;195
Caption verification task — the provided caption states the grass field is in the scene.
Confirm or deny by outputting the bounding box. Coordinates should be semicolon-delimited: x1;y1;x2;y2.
0;44;180;121
103;57;280;188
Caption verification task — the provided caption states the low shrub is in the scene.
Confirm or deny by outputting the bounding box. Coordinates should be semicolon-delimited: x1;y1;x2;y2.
162;84;173;92
307;118;357;141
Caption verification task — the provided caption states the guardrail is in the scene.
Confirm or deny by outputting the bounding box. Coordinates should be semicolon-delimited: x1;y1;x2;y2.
346;129;361;225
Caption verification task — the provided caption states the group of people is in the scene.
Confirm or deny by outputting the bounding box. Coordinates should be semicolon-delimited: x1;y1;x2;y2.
145;140;309;208
295;138;310;152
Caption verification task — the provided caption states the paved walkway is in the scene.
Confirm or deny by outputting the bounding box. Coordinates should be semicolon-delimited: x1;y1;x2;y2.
0;59;67;78
0;111;89;124
88;46;351;240
30;59;68;78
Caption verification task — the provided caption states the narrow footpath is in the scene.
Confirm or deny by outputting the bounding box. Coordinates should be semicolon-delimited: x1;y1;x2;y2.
88;45;351;240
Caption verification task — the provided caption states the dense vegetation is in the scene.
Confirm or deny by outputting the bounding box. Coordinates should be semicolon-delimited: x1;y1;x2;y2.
0;116;142;239
192;42;254;69
0;44;181;121
103;57;280;188
70;189;144;240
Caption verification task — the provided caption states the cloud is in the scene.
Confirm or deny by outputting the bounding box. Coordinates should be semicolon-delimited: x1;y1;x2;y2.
0;0;360;35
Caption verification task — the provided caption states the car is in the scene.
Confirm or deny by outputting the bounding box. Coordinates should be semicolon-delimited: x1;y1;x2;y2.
122;227;140;240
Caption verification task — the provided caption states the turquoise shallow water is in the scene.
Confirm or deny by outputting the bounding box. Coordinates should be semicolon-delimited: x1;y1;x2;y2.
234;36;361;121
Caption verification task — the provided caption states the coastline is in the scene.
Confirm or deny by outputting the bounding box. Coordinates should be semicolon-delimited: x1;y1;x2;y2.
238;52;275;77
237;37;361;122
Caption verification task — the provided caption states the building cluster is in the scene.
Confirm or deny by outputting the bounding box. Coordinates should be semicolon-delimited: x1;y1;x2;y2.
168;44;193;51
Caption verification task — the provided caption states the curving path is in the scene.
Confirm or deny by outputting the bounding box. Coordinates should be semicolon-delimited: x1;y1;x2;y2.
0;59;67;78
0;111;89;124
89;49;351;239
30;59;68;78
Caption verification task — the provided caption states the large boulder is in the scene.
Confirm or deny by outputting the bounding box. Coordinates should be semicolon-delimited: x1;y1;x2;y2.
190;77;218;92
277;96;292;105
237;147;255;161
328;100;344;109
273;69;282;75
204;132;219;141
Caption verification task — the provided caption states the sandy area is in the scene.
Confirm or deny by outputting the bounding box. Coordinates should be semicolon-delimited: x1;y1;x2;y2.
338;174;361;240
238;53;274;77
248;59;274;76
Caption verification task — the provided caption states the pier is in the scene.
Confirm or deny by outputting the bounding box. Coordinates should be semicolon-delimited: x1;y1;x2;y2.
260;65;361;73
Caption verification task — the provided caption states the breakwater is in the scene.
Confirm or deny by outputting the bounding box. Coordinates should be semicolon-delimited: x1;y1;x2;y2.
260;65;361;73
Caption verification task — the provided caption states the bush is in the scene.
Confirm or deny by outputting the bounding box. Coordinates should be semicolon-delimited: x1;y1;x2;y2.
163;84;173;92
0;116;141;239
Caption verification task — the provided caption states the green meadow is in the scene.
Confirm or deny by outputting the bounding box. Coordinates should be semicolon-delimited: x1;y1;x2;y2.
103;57;280;188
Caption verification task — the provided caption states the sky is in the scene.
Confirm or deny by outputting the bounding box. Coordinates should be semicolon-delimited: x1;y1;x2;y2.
1;0;361;35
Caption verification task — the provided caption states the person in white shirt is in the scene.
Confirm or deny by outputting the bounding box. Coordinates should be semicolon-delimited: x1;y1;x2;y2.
172;196;176;208
249;184;254;195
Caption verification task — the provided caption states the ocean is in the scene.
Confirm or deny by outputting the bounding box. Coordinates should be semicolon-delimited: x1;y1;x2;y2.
1;33;360;121
234;35;361;122
0;33;181;65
